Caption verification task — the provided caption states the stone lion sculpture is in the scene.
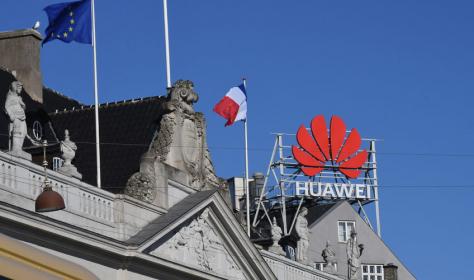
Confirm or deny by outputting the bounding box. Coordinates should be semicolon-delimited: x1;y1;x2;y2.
125;80;223;205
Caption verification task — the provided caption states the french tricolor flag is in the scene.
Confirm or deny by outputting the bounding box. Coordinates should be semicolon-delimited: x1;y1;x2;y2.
213;84;247;126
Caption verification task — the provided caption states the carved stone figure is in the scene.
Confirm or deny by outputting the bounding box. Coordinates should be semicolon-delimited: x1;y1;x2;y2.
295;207;310;265
268;217;285;255
347;230;364;280
125;80;223;205
58;130;82;179
149;80;221;188
322;240;338;274
151;208;244;279
4;81;31;160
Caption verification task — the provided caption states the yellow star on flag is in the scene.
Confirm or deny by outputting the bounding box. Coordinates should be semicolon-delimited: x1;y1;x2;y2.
69;27;73;32
63;32;68;38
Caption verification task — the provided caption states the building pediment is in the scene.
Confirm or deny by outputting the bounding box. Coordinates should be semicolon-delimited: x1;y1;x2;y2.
131;190;276;280
149;208;245;279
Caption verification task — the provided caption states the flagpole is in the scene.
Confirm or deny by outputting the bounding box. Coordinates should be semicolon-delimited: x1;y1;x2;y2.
163;0;171;88
243;78;250;237
91;0;101;188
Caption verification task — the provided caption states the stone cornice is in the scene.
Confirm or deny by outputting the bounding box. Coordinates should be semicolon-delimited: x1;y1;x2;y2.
0;29;42;41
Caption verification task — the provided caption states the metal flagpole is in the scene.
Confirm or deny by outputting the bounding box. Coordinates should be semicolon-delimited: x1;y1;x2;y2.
243;79;250;237
162;0;172;88
91;0;101;188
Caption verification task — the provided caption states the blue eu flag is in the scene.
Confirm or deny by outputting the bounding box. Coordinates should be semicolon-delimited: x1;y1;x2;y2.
43;0;92;45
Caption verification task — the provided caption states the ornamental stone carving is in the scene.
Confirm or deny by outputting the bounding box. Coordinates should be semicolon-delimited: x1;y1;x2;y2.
322;240;338;274
4;81;31;160
149;80;221;188
295;206;310;265
124;172;156;203
268;217;285;255
125;80;223;206
58;129;82;179
347;230;364;280
150;208;244;279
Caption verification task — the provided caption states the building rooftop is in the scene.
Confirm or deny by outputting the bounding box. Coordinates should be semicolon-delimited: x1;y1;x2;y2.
48;95;166;192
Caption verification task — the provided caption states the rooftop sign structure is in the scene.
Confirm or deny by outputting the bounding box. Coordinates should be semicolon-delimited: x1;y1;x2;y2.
251;115;382;237
292;115;367;179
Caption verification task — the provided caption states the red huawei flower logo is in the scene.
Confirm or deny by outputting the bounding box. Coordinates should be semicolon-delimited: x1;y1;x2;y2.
292;115;368;179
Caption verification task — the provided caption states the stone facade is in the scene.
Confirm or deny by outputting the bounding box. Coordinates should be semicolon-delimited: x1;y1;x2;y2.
0;148;343;280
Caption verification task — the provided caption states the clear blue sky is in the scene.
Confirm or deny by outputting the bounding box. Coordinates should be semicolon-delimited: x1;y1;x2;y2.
2;1;474;279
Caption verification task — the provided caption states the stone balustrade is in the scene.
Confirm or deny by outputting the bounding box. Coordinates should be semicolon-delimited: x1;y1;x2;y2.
261;250;343;280
0;151;166;241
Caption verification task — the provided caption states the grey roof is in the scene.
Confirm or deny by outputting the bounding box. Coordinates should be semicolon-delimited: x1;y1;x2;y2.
307;201;344;227
127;190;217;245
48;96;166;191
43;87;82;113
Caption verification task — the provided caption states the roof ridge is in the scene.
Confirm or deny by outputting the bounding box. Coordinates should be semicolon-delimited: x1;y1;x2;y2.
50;95;164;115
43;86;83;104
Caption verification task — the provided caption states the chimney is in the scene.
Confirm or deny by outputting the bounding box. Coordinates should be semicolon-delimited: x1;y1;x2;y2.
0;29;43;103
250;172;264;207
384;263;398;280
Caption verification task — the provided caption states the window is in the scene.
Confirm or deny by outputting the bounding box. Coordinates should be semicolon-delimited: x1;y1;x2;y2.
362;264;384;280
313;262;324;271
338;221;355;242
52;157;64;171
313;262;337;272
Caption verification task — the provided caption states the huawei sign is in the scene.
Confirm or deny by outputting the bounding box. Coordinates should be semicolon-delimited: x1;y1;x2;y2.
292;115;368;179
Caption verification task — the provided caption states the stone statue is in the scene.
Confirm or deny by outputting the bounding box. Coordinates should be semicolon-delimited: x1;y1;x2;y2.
4;81;31;160
295;207;310;265
125;80;224;206
268;217;285;255
58;130;82;179
347;230;364;280
149;80;221;188
322;240;337;274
